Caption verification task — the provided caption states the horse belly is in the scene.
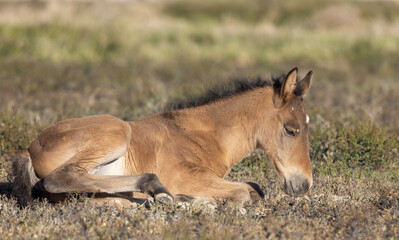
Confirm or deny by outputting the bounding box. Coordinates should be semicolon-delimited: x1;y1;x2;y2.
89;156;126;176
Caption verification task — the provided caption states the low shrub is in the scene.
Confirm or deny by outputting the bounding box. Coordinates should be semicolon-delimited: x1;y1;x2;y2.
311;123;399;175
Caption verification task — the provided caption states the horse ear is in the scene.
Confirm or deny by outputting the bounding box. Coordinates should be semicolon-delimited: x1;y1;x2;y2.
296;70;312;97
281;67;298;102
275;67;297;103
273;67;298;108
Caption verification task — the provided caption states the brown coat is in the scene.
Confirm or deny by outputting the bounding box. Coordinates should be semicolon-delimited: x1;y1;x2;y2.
13;67;313;207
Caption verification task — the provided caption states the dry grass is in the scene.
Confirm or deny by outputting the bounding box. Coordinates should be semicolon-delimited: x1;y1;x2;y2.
0;0;398;239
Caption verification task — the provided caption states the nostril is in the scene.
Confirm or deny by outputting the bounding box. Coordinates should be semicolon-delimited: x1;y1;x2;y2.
283;176;310;196
289;181;296;196
283;180;295;196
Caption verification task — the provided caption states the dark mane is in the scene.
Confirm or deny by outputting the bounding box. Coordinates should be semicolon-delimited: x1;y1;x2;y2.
164;75;285;111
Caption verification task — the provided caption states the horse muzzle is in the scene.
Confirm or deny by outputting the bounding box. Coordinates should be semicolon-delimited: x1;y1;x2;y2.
283;175;311;196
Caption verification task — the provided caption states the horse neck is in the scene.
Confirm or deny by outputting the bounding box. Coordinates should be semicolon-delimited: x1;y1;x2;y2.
183;87;275;170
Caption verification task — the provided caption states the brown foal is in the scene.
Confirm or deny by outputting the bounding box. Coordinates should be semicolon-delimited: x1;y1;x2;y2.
13;67;313;208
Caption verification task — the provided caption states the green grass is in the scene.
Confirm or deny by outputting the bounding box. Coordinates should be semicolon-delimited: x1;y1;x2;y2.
0;0;399;239
311;123;399;173
0;24;122;62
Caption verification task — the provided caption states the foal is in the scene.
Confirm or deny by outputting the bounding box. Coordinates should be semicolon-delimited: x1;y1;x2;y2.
13;67;313;207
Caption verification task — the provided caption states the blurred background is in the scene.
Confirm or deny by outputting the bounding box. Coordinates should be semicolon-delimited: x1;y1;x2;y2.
0;0;398;128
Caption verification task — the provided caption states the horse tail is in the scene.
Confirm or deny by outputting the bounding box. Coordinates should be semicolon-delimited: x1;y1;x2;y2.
12;151;40;206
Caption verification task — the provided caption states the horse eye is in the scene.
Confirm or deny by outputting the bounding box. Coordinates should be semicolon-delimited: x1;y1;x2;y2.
284;126;296;137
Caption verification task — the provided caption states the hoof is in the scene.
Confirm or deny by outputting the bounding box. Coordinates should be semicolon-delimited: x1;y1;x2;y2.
246;182;264;202
154;192;174;204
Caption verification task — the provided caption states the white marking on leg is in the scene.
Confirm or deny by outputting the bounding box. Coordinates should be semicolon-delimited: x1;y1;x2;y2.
306;114;309;124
